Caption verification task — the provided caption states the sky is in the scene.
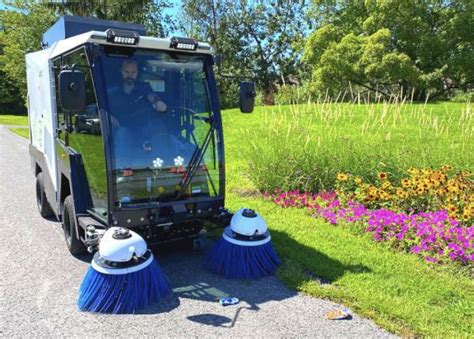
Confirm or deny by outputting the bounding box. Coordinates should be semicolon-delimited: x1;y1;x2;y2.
165;0;182;18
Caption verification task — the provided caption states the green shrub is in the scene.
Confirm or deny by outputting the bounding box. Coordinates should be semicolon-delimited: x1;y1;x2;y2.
274;83;313;105
450;90;474;103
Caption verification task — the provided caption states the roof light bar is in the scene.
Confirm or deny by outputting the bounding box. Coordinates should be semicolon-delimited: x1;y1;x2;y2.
106;29;139;46
170;37;198;51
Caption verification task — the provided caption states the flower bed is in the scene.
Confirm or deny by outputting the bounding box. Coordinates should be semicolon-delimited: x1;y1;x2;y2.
264;166;473;265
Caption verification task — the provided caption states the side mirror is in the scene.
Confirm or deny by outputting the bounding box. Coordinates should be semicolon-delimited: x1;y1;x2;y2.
240;81;255;113
59;69;86;112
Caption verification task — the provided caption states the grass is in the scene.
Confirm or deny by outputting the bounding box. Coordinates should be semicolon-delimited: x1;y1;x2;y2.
9;127;29;139
0;114;28;126
222;102;474;337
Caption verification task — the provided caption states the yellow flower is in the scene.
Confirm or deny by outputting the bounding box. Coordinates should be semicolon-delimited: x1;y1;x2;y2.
396;188;405;198
337;173;348;182
441;165;452;172
430;179;440;188
407;168;419;176
416;187;425;195
449;212;459;220
401;178;411;188
382;181;392;190
354;176;363;185
378;172;388;181
446;204;457;213
448;185;459;193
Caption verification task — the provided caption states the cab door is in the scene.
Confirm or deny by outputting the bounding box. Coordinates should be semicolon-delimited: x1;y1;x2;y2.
52;47;108;218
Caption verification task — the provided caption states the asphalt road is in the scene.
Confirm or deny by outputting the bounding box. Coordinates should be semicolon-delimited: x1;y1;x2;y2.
0;125;396;338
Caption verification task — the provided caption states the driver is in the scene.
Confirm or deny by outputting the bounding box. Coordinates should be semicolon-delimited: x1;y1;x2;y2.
109;59;167;126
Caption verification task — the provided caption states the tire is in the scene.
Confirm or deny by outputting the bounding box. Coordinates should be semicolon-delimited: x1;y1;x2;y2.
62;195;87;255
36;172;54;218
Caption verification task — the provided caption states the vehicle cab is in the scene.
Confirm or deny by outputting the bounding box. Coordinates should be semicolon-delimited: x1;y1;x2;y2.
26;16;254;253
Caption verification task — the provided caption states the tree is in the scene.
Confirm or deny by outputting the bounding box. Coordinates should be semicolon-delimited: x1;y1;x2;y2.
0;0;177;111
304;0;474;100
40;0;177;37
182;0;309;106
0;3;56;108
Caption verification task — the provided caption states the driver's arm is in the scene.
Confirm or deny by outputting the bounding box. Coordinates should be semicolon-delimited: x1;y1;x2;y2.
147;92;167;112
142;82;166;112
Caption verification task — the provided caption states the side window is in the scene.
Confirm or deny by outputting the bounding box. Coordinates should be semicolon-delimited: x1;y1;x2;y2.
55;47;107;215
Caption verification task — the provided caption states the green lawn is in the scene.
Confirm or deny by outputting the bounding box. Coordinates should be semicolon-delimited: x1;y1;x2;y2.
9;127;29;139
222;102;473;337
7;103;473;336
0;114;28;126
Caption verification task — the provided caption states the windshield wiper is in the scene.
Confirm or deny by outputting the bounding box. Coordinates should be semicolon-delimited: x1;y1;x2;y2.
176;74;218;199
175;121;215;200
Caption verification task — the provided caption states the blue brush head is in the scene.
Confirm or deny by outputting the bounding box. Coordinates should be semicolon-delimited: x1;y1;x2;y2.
205;237;281;279
78;259;171;314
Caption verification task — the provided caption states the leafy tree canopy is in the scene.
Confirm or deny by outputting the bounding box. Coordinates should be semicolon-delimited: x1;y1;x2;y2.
303;0;474;100
182;0;309;106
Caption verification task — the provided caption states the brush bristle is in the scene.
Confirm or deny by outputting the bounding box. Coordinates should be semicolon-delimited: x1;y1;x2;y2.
205;237;281;279
78;259;171;314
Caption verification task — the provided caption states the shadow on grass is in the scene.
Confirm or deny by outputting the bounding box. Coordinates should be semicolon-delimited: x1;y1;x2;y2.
271;229;371;284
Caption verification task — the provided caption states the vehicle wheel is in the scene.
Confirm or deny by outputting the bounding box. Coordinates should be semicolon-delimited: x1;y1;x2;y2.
62;195;87;255
36;172;54;218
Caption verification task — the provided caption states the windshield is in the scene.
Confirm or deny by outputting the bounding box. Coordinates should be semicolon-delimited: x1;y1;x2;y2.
100;49;221;206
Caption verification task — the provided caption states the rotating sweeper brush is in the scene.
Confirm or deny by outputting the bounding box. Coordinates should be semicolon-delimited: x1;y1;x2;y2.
205;208;281;279
78;227;171;314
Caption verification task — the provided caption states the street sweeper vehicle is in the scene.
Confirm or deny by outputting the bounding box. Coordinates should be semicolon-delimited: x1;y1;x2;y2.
26;16;280;314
